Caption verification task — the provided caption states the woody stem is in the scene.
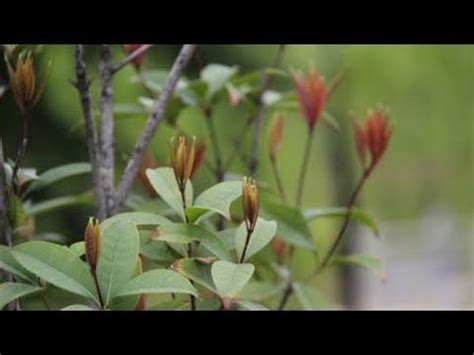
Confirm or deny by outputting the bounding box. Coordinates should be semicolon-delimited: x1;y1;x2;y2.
92;269;105;309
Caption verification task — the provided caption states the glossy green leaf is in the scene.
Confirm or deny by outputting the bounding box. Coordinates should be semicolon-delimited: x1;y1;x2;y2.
304;207;379;237
0;246;36;283
261;199;315;250
0;283;42;309
200;64;238;98
236;300;269;310
25;192;94;217
158;224;231;261
69;242;85;257
238;281;286;302
172;258;217;293
146;167;192;222
24;162;91;195
211;261;254;298
188;180;242;223
332;254;384;277
116;269;198;298
12;241;97;301
235;218;277;262
96;220;139;306
61;304;96;311
293;282;330;310
139;231;181;263
100;212;171;232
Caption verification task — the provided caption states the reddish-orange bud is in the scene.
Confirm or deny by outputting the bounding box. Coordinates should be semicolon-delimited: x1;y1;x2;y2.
137;151;159;197
123;44;146;70
170;135;196;192
84;217;100;272
293;69;327;131
268;114;285;161
242;177;259;232
271;237;287;265
352;108;392;172
190;142;206;178
5;50;47;113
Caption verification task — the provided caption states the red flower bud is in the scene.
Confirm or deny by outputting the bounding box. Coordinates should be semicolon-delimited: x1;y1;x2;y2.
123;44;146;70
293;69;327;132
352;108;393;172
190;142;206;178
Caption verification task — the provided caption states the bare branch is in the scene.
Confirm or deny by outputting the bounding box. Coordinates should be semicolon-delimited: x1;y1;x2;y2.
113;44;198;213
248;44;286;176
98;45;115;216
111;44;153;74
72;45;106;220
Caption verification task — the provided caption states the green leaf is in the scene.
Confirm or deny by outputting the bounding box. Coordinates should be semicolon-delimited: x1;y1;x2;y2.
293;282;330;310
188;180;242;223
61;304;96;311
11;241;97;301
115;269;198;298
69;242;85;257
304;207;380;237
158;224;231;261
261;199;315;250
201;64;238;99
100;212;171;232
139;231;181;263
148;300;190;310
146;167;192;222
235;218;277;262
211;260;254;298
172;258;216;293
217;228;237;251
24;192;94;217
332;254;385;278
238;281;286;302
236;300;269;310
0;283;42;309
96;220;139;306
0;246;36;283
24;162;91;195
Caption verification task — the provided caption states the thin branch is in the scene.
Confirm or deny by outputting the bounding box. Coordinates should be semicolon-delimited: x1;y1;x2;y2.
111;45;153;74
203;105;224;182
113;45;198;213
313;169;370;273
270;157;288;203
72;45;106;220
248;44;286;176
0;138;12;250
98;45;115;216
295;130;315;207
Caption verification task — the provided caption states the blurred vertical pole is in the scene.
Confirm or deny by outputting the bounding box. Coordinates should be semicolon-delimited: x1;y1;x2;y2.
326;115;362;309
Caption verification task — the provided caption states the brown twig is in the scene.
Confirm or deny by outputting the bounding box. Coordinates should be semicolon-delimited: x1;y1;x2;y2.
113;44;198;214
72;45;106;220
239;229;254;263
111;45;153;74
98;45;116;217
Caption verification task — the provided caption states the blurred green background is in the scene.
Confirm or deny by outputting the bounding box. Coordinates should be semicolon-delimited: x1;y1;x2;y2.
1;45;472;308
